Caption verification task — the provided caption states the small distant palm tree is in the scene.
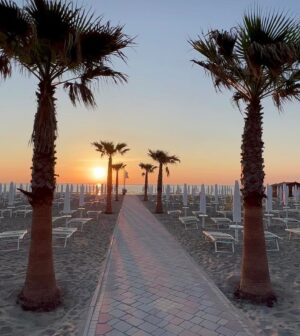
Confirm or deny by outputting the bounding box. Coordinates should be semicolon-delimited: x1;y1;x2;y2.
92;141;129;213
190;10;300;304
148;150;180;213
112;162;126;201
0;0;132;311
139;163;157;201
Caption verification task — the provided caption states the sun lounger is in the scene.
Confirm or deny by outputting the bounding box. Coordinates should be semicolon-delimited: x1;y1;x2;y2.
14;209;32;218
202;231;235;253
211;217;232;229
264;231;282;251
167;210;182;216
66;218;93;231
285;228;300;240
0;230;27;250
272;217;300;229
86;211;102;221
179;216;199;230
52;227;77;248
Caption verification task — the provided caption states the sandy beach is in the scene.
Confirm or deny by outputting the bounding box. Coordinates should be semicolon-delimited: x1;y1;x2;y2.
143;196;300;336
0;196;122;336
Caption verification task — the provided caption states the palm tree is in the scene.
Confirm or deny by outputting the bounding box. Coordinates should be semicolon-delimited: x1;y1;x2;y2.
112;162;126;201
92;141;129;212
190;11;300;304
0;0;132;311
139;163;157;201
148;150;180;213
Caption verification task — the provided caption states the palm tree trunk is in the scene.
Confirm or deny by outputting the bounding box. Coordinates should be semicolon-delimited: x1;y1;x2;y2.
106;156;113;213
115;170;119;201
237;99;275;305
144;172;148;201
155;164;163;213
18;79;61;311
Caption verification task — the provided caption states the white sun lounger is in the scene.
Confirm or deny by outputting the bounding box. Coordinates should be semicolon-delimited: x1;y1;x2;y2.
211;217;232;229
0;230;27;250
203;231;235;253
179;216;199;230
167;210;182;216
272;217;300;229
14;209;32;218
86;211;102;221
66;218;93;231
52;227;77;248
285;228;300;240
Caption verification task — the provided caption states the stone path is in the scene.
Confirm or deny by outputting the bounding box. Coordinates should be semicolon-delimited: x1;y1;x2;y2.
84;196;259;336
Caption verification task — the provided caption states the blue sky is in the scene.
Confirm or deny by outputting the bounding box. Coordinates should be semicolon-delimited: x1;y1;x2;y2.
1;0;300;184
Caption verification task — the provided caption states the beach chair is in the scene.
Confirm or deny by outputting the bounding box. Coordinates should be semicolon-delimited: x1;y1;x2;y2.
264;231;282;251
178;216;199;230
14;209;32;218
272;217;300;229
211;217;232;229
86;210;102;221
167;209;182;217
202;231;235;253
66;218;93;231
52;227;77;248
285;228;300;240
0;230;27;250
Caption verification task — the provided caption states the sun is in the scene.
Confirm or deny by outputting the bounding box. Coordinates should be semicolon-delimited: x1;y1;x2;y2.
93;166;106;180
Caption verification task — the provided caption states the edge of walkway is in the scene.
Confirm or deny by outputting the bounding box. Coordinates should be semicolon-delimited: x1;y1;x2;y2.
82;205;122;336
140;196;266;336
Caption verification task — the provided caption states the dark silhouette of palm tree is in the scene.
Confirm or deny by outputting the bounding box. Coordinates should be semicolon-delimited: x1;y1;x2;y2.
190;10;300;304
139;163;157;201
0;0;132;311
112;162;126;201
148;150;180;213
92;141;129;212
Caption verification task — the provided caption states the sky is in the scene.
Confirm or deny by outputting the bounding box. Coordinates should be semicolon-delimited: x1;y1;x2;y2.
1;0;300;186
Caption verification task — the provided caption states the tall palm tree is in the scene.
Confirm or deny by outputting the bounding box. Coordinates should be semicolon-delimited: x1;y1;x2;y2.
148;150;180;213
0;0;132;311
139;163;157;201
112;162;126;201
190;11;300;304
92;141;129;212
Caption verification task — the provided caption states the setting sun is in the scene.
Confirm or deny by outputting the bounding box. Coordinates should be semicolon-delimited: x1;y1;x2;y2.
93;166;106;180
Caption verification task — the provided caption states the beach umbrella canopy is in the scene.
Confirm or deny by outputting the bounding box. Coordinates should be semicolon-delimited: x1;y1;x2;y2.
0;183;2;195
8;182;15;206
266;184;273;212
183;184;188;206
199;184;206;214
79;184;85;206
63;184;71;214
232;180;242;223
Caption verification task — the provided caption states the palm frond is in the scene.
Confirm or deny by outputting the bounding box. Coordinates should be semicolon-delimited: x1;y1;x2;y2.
63;81;95;107
0;52;11;78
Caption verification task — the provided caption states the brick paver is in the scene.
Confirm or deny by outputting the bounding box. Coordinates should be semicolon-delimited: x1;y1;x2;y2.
85;196;260;336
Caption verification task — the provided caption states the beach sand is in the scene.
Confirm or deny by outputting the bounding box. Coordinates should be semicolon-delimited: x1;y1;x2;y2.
0;197;122;336
143;198;300;336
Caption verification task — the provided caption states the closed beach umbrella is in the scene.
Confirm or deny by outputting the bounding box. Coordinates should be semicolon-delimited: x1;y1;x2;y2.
199;184;206;214
8;182;15;206
266;184;273;212
63;184;71;214
79;184;85;206
232;180;241;223
0;183;2;196
166;185;170;202
183;184;188;206
214;184;218;204
283;183;288;206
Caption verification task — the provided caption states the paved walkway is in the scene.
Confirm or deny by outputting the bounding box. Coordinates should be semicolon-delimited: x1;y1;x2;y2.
85;196;258;336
